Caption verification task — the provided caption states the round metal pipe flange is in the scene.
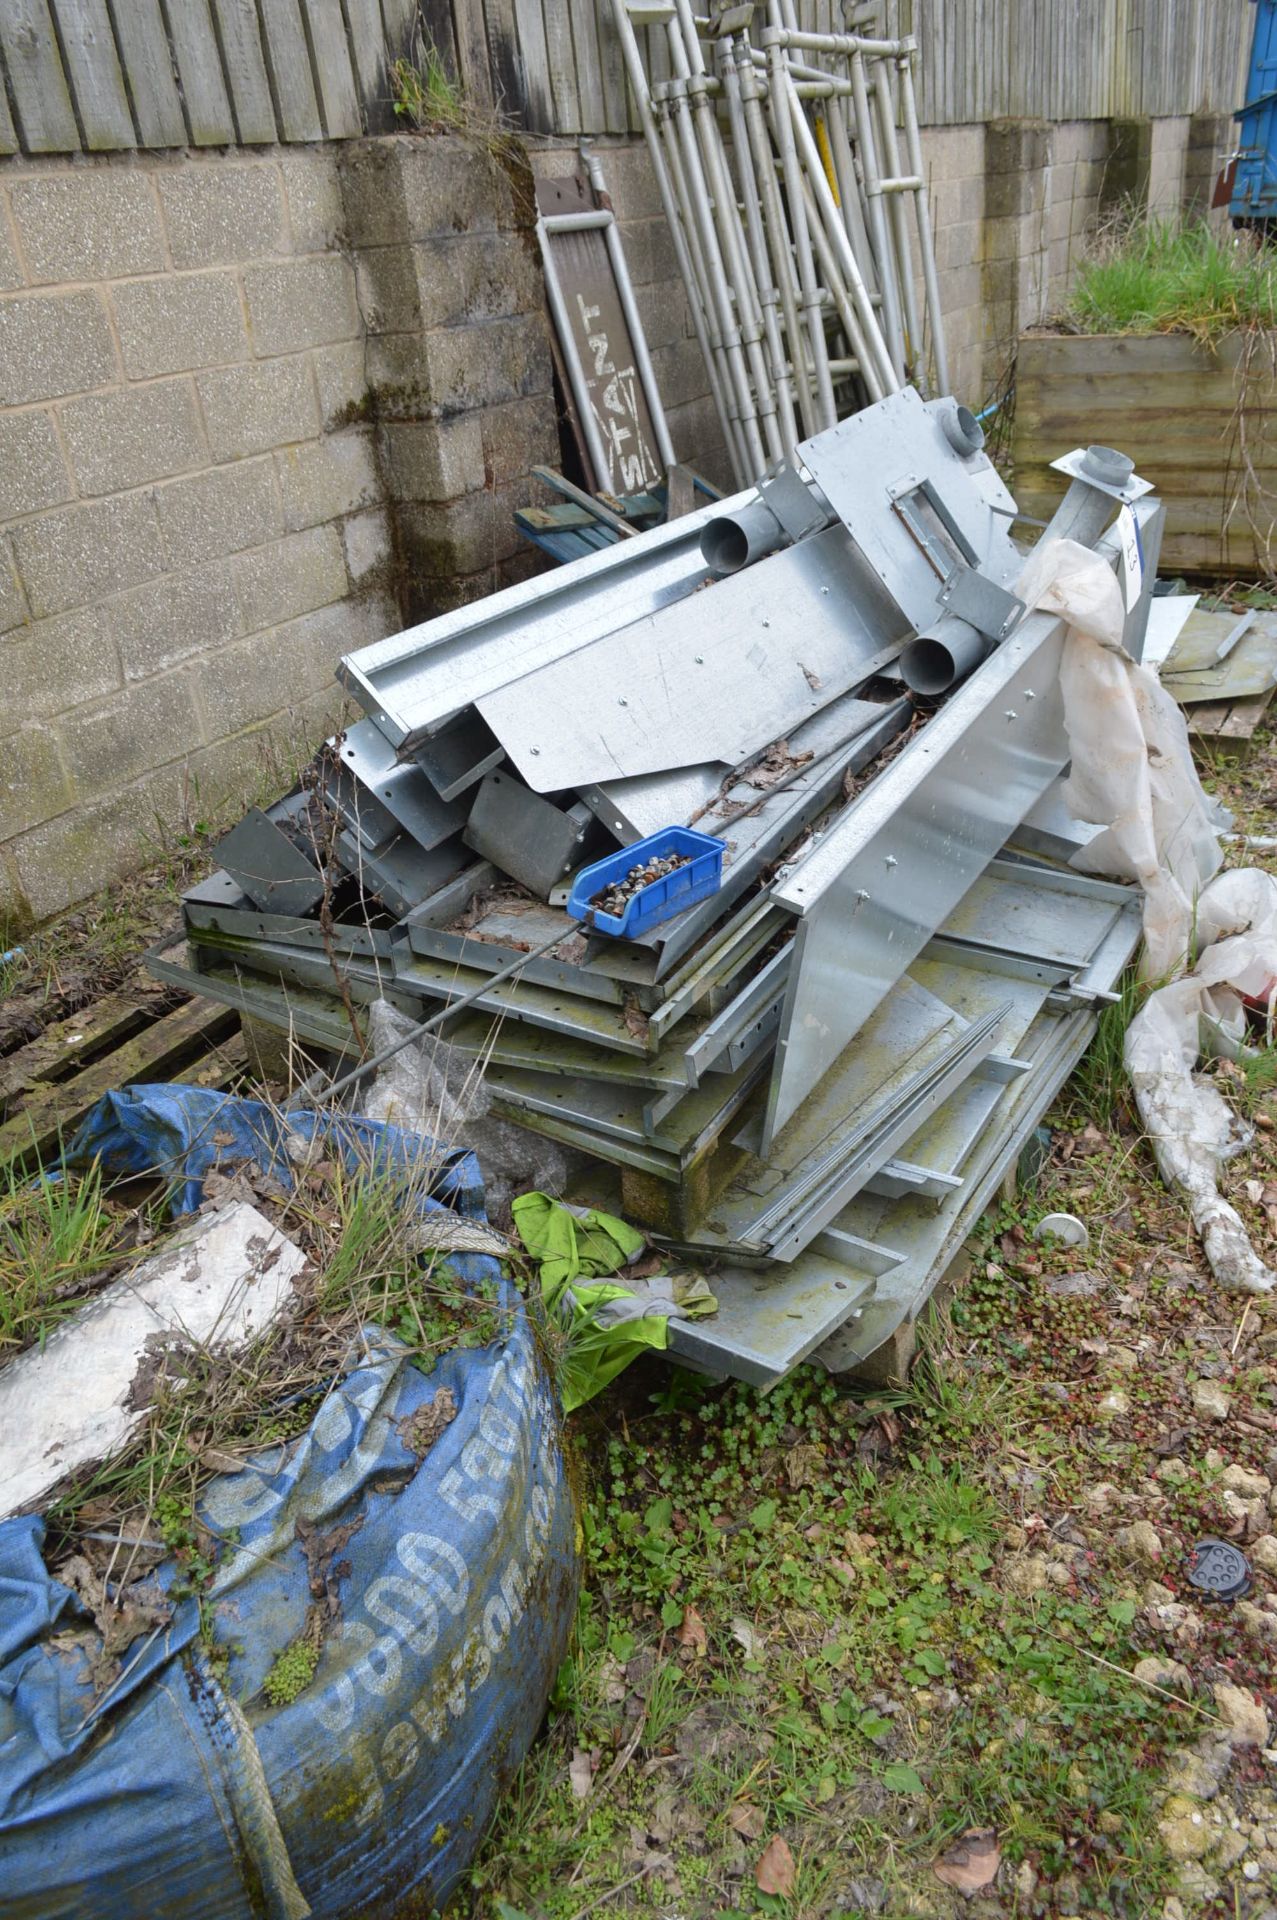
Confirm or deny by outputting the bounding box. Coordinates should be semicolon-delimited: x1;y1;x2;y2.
1082;444;1134;487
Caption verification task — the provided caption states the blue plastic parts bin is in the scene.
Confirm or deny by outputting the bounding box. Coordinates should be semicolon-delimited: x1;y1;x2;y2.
567;826;726;938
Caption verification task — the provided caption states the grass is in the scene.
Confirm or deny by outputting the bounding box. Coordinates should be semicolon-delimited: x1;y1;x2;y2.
391;29;466;132
29;1142;511;1665
1066;210;1277;341
0;1158;134;1355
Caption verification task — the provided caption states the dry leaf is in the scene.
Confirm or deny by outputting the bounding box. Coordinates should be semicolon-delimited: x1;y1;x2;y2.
569;1748;595;1800
676;1606;707;1655
730;1801;765;1839
731;1616;763;1659
755;1834;796;1897
933;1827;1000;1894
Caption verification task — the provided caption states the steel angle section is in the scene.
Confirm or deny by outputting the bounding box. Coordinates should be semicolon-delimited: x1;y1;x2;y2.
185;898;396;960
817;1009;1099;1374
334;828;469;917
463;772;593;899
409;923;627;1008
412;711;505;802
339;488;748;749
188;930;398;1002
333;720;469;846
319;762;400;853
649;898;787;1038
684;945;791;1079
486;1054;764;1164
762;603;1075;1151
393;952;656;1055
756;1004;1009;1263
579;765;727;845
393;950;721;1064
934;857;1131;969
696;977;976;1256
476;525;904;792
217;804;324;917
148;948;370;1059
486;1096;675;1179
441;1015;695;1092
665;1256;879;1389
580;691;899;849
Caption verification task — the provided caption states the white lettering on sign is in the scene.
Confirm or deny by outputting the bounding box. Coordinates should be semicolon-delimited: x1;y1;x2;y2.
573;290;660;492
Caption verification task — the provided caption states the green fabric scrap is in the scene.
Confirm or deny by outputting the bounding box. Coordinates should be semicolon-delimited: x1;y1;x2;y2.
511;1192;717;1412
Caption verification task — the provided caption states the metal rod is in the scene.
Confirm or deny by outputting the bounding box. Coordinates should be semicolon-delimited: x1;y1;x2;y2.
663;17;768;474
717;36;799;456
897;52;950;395
870;57;923;391
765;0;836;429
735;36;818;438
848;48;906;386
536;213;616;488
608;0;744;484
671;1;784;463
782;61;897;398
288;926;573;1113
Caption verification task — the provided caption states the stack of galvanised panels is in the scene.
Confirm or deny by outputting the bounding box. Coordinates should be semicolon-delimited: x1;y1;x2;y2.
152;390;1161;1387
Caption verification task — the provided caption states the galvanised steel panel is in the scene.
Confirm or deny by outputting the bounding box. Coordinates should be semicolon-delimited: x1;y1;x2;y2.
476;526;902;791
338;487;750;749
762;603;1073;1149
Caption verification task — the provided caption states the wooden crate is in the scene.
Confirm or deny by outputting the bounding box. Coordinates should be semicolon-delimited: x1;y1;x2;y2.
1012;331;1277;578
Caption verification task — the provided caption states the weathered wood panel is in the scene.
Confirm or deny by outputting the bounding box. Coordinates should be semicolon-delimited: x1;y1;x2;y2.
1013;331;1277;578
106;0;187;146
258;0;323;141
165;0;236;145
0;0;81;151
0;0;1254;151
343;0;394;131
210;0;276;142
302;0;362;138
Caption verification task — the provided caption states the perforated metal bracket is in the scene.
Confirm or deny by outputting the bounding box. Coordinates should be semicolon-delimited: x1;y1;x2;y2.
935;564;1026;641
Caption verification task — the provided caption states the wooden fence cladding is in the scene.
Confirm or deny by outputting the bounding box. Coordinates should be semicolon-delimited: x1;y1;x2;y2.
1013;331;1277;579
0;0;1253;156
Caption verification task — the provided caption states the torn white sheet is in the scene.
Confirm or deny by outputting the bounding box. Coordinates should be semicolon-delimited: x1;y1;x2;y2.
1125;869;1277;1295
1015;539;1221;980
0;1201;307;1520
1014;541;1275;1294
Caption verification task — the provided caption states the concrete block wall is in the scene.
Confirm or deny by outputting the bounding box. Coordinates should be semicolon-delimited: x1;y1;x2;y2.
0;135;560;928
0;147;394;926
921;113;1231;407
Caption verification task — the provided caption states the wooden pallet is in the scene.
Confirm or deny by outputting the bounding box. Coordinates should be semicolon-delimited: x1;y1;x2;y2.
1185;680;1277;755
0;982;245;1173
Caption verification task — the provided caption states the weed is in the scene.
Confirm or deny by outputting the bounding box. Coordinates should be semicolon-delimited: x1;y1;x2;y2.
1067;208;1277;341
1066;968;1146;1126
391;29;464;132
0;1157;127;1355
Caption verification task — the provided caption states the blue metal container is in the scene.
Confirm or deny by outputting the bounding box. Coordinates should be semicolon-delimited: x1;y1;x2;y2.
1232;0;1277;220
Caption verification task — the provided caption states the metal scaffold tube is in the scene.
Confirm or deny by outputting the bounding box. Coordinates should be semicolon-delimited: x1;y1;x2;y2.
611;0;949;482
608;0;746;484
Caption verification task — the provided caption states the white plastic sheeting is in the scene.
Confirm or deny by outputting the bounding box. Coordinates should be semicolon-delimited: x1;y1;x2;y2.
1015;537;1221;980
1125;870;1277;1295
1015;539;1276;1295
